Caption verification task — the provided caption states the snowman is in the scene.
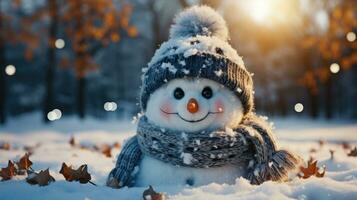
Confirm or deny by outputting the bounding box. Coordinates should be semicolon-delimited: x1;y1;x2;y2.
108;6;301;188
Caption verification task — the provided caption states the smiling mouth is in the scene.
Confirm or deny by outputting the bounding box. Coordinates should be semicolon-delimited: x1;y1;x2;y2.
160;109;222;123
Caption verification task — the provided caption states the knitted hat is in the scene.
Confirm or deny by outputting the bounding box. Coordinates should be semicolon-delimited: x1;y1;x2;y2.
140;6;254;115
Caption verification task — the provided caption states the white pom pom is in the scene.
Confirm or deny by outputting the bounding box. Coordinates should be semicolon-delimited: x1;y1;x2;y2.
169;6;229;41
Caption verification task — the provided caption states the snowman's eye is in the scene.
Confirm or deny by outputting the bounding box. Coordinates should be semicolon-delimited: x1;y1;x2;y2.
202;87;213;99
173;87;185;99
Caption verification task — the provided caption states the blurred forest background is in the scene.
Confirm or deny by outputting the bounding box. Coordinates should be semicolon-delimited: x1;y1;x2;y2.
0;0;356;124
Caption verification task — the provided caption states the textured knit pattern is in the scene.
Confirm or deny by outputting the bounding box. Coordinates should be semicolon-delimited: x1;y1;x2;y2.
107;137;142;187
137;116;254;168
107;114;302;188
141;53;254;115
140;6;253;115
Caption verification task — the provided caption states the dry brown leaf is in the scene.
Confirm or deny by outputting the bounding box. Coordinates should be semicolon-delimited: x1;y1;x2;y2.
0;142;11;150
329;149;335;160
0;161;16;181
59;162;95;185
26;169;55;186
69;136;76;147
342;142;351;150
347;147;357;157
96;144;112;158
113;142;121;149
143;185;166;200
298;160;326;179
318;140;326;146
309;148;317;153
17;153;33;171
16;153;33;175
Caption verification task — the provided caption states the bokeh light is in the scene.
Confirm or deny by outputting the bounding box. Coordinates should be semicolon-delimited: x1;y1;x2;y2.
346;32;356;42
47;109;62;121
5;65;16;76
104;102;117;112
330;63;340;74
55;39;65;49
294;103;304;113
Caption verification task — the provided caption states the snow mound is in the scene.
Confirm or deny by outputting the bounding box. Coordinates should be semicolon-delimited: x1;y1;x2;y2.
170;5;229;41
0;114;357;200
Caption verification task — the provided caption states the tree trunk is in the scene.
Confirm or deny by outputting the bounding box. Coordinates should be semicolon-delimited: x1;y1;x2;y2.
43;0;58;123
325;75;333;119
0;1;7;124
148;0;162;50
308;91;319;118
277;88;288;116
302;49;319;118
77;77;86;119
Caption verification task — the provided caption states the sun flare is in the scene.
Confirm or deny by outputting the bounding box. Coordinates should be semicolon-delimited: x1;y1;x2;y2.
246;0;272;23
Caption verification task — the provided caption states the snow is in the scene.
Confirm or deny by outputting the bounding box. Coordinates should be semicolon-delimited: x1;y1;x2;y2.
147;35;245;69
181;153;195;165
161;62;177;74
214;69;224;77
1;113;357;200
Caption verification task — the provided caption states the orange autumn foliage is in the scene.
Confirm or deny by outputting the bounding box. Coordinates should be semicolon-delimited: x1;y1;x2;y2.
300;0;357;92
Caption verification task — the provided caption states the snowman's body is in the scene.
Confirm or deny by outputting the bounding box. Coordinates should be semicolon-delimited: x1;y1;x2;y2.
134;78;246;186
135;156;245;186
108;6;301;188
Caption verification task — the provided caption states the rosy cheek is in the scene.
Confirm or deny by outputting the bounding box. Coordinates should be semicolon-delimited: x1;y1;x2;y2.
215;99;224;113
160;100;173;119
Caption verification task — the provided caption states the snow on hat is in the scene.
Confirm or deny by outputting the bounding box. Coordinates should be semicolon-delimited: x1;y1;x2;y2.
140;5;254;115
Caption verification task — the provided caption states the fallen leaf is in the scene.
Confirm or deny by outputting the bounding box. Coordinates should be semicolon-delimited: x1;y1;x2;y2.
69;136;76;147
308;156;315;164
59;162;95;185
16;153;33;175
96;144;112;158
309;148;317;153
26;169;55;186
17;153;33;171
318;140;326;147
0;142;10;150
342;142;351;150
113;142;121;149
329;149;335;160
347;147;357;157
24;143;41;155
298;160;326;179
143;185;166;200
0;161;16;181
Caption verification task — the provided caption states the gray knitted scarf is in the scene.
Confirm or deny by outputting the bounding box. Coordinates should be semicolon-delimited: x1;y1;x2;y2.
136;116;254;168
107;114;302;188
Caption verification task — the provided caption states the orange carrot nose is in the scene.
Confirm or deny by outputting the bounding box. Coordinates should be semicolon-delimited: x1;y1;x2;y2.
187;98;199;113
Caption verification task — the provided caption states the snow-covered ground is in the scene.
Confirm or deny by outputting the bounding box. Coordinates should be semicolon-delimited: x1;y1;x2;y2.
1;113;357;200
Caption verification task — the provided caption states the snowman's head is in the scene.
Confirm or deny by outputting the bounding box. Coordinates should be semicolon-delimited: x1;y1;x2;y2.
146;78;244;132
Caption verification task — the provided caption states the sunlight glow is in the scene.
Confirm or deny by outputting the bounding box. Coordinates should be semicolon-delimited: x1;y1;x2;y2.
240;0;296;26
246;0;272;23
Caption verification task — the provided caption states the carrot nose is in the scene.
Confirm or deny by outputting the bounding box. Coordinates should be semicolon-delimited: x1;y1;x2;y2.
187;98;199;113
